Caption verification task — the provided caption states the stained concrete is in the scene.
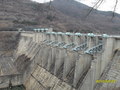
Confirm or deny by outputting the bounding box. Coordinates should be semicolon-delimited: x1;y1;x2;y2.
17;32;120;90
0;31;120;90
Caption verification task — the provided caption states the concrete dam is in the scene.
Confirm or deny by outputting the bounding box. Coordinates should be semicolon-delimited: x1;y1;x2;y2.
0;29;120;90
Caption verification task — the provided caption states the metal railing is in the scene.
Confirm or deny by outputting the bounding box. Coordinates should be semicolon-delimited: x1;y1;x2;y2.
72;42;87;51
85;44;103;54
63;43;75;49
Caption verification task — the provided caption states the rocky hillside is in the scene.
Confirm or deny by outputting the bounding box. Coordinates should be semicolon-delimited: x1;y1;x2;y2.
0;0;46;29
0;0;120;34
52;0;120;34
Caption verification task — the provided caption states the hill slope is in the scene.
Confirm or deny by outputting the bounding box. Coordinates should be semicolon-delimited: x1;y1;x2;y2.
0;0;120;34
52;0;120;34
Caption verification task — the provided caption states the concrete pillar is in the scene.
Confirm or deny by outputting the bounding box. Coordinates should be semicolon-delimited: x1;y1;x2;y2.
73;54;92;87
46;46;52;70
26;43;36;56
63;51;77;80
87;37;96;48
29;43;38;58
51;33;68;75
27;37;33;47
30;45;40;60
46;34;57;71
50;34;57;41
16;37;25;55
36;45;45;66
74;35;81;45
74;35;86;45
25;40;33;55
47;47;56;72
26;41;34;55
40;32;46;42
38;33;42;43
57;34;64;42
94;54;102;80
46;34;50;41
95;36;99;45
41;46;51;68
63;34;73;44
33;33;37;42
54;48;66;75
34;46;42;65
90;62;96;90
32;33;35;42
35;33;39;43
37;33;41;43
101;37;115;73
43;32;47;41
78;60;96;90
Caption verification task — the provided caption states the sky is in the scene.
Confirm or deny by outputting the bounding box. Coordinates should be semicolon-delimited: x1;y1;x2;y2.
32;0;53;3
31;0;120;14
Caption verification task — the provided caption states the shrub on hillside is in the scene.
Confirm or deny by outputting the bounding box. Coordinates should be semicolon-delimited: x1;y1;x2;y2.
13;20;39;25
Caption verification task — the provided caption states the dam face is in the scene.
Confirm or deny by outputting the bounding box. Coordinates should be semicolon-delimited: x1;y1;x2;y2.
0;32;25;90
0;30;120;90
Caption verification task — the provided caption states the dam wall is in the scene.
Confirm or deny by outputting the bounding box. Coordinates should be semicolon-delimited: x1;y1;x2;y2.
0;74;23;89
15;30;120;90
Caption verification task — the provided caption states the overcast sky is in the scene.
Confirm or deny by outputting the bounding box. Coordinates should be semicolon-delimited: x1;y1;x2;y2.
32;0;53;3
31;0;120;14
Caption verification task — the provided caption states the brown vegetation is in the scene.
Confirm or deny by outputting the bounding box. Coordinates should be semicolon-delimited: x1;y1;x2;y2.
0;31;19;56
0;0;120;34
